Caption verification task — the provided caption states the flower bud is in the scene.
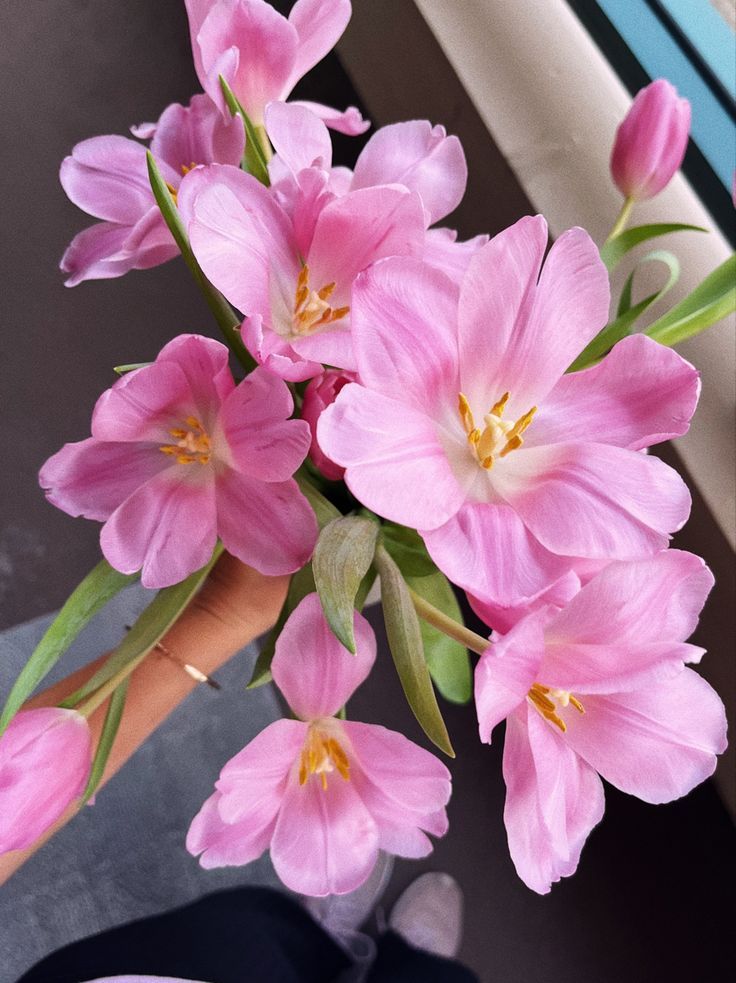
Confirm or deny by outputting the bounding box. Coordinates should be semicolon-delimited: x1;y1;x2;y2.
610;79;690;200
0;708;92;854
302;369;356;480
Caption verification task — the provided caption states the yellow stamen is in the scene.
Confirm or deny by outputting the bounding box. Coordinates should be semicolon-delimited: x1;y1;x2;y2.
490;391;510;417
165;181;178;204
159;416;212;465
180;161;198;176
457;391;536;468
299;726;351;792
292;265;349;335
528;682;585;733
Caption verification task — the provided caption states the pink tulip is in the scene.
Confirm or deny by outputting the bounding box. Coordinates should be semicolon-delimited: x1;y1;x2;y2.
301;369;356;479
318;216;699;607
60;94;245;286
179;163;426;379
0;708;92;854
39;334;316;588
611;79;691;200
472;550;726;894
185;0;369;133
187;593;451;896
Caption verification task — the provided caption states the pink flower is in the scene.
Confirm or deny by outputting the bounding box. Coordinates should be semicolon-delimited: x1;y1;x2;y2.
318;216;699;607
185;0;368;134
611;79;691;201
39;335;316;588
0;708;92;854
301;369;356;479
473;550;726;894
179;163;426;378
60;94;245;286
187;593;451;896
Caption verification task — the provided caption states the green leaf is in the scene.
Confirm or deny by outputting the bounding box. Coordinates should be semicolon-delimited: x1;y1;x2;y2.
645;254;736;347
600;222;707;271
296;471;342;529
0;560;136;737
61;544;223;709
81;678;129;804
382;523;438;578
569;249;680;371
113;362;151;376
219;76;271;186
313;516;379;652
247;564;316;689
375;546;454;757
407;572;472;704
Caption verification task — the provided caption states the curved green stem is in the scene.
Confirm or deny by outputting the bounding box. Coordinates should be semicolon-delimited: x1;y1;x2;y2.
408;587;489;656
76;650;149;719
607;195;635;242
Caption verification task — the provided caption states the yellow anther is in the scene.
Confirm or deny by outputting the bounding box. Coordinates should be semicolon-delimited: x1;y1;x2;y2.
292;265;349;335
457;392;537;468
499;434;523;457
528;682;584;733
569;695;585;714
490;392;510;417
481;455;494;470
299;726;351;792
165;181;178;204
160;416;212;465
180;161;198;176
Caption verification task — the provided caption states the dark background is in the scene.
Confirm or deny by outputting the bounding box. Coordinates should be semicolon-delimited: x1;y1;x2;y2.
0;1;734;980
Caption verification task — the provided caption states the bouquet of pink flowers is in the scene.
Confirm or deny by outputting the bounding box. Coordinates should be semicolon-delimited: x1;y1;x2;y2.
0;0;732;898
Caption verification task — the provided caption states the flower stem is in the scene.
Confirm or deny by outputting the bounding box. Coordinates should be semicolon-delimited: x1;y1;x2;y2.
607;196;635;242
75;649;150;719
408;587;490;656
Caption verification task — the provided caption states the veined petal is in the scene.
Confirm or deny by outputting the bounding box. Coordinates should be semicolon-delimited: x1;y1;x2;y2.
291;100;370;135
265;101;333;173
530;334;700;450
186;790;276;870
241;314;323;381
318;384;466;529
151;94;245;173
156;334;235;419
287;0;352;93
561;669;727;803
60;135;154;224
469;569;582;635
60;223;137;287
272;594;376;719
91;361;191;443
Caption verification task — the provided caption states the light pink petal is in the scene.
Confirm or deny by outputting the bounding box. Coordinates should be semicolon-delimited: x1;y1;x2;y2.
279;166;336;257
421;227;489;284
184;0;217;86
101;468;217;587
352;121;467;225
0;709;92;854
288;324;357;372
265;101;332;173
292;100;370;135
130;120;158;139
561;668;727;803
151;94;245;172
271;771;380;896
197;0;298;124
318;384;466;529
349;257;460;414
474;612;546;743
215;471;317;575
241;314;323;381
503;706;605;894
272;594;376;719
39;438;172;522
287;0;351;91
531;334;700;450
91;361;191;443
422;500;569;607
121;207;178;267
186;790;276;870
60;222;137;287
547;551;714;646
502;442;691;559
155;333;235;417
469;569;582;635
60;135;154;223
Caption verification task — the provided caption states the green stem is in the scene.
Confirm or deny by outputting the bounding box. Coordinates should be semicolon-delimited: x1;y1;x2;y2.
408;587;489;656
75;649;150;719
255;124;273;163
607;196;635;242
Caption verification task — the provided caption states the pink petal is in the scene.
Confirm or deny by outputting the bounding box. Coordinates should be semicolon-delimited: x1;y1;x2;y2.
151;94;245;172
60;222;137;287
561;668;727;803
349;257;460;414
100;468;218;587
39;438;172;522
288;324;357;372
265;101;332;173
502;442;691;559
318;384;466;529
91;361;191;443
287;0;351;92
469;569;582;635
474;612;546;743
421;227;489;283
272;594;376;719
215;471;317;575
186;790;276;870
352;120;467;225
60;135;155;224
156;333;235;418
503;706;605;894
422;500;569;606
292;99;370;135
271;771;380;896
241;314;323;381
0;709;92;854
531;334;700;450
184;0;217;87
121;207;178;267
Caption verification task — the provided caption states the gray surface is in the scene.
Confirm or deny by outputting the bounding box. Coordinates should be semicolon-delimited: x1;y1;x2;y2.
0;588;281;983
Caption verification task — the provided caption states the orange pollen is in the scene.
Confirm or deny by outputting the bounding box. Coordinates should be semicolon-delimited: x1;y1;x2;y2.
180;161;198;176
527;682;585;733
457;391;536;470
165;180;178;204
298;726;351;792
159;416;212;465
292;264;349;336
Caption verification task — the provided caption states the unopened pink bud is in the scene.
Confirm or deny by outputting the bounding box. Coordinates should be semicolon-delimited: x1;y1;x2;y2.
302;369;356;480
0;708;92;854
610;79;691;200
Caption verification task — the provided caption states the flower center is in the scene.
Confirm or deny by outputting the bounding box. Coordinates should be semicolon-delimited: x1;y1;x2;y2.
458;392;536;470
159;416;212;465
527;682;584;733
292;264;350;336
298;725;350;792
